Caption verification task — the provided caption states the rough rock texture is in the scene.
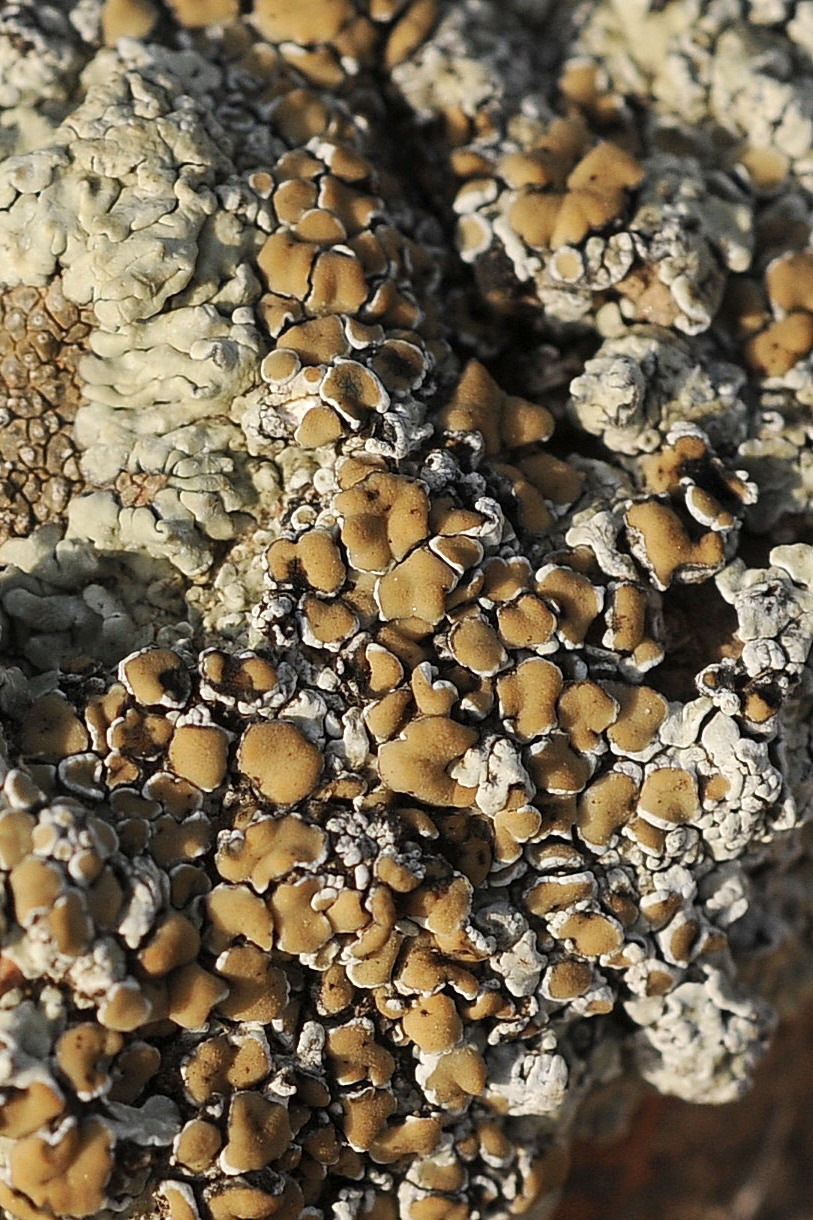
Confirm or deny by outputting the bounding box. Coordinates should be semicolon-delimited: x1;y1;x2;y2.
557;988;813;1220
0;3;813;1220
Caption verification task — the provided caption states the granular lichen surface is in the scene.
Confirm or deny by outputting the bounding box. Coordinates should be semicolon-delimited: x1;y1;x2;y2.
1;3;813;1220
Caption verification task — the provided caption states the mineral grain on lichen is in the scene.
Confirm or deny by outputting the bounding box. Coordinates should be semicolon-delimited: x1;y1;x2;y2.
1;3;813;1220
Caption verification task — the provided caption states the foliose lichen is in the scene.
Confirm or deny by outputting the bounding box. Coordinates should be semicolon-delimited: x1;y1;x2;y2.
1;3;813;1220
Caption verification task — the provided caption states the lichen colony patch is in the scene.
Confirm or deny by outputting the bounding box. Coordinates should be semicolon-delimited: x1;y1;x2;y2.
0;3;813;1220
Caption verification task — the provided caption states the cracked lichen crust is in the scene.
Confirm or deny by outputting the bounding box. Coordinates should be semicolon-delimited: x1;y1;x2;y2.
0;278;91;543
1;3;813;1220
0;38;274;577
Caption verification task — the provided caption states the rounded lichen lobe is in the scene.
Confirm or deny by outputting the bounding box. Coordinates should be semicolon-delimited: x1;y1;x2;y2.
237;721;323;805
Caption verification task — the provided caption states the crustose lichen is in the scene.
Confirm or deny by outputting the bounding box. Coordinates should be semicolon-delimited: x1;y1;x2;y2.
0;3;813;1220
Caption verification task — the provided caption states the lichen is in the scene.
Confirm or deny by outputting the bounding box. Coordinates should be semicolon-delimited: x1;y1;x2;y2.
1;3;813;1220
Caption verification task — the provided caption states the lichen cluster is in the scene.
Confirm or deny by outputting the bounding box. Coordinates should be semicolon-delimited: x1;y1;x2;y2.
1;3;813;1220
